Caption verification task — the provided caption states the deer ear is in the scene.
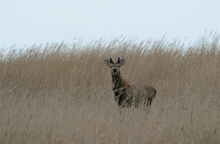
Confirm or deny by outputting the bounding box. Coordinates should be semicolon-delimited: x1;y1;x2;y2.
117;57;125;65
104;58;113;66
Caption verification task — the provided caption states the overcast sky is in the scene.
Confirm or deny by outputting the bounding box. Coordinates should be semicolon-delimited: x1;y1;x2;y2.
0;0;220;48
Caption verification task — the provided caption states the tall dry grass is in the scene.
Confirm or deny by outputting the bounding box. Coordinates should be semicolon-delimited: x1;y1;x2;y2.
0;35;220;144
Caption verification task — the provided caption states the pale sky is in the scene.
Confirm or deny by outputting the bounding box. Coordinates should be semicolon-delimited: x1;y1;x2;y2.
0;0;220;48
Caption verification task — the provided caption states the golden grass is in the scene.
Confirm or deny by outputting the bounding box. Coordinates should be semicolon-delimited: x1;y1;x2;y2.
0;35;220;144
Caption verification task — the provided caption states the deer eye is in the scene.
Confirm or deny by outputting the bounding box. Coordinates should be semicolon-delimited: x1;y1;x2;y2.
110;66;112;68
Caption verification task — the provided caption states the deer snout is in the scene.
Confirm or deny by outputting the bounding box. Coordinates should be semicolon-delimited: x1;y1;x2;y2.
111;68;120;75
113;69;117;72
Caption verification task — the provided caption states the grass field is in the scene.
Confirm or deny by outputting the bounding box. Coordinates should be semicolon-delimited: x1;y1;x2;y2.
0;35;220;144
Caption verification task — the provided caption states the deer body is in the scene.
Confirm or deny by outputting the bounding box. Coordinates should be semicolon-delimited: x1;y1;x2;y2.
105;57;156;108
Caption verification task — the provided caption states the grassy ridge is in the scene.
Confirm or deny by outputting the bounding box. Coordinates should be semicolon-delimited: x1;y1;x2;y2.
0;36;220;143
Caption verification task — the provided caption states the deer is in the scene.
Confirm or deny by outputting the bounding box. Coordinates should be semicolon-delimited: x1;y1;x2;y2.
104;57;156;110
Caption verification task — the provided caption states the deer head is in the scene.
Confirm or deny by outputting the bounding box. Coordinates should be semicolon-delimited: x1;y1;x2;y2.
104;57;125;75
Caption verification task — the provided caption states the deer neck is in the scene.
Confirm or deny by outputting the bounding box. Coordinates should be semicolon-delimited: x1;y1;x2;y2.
112;75;124;90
